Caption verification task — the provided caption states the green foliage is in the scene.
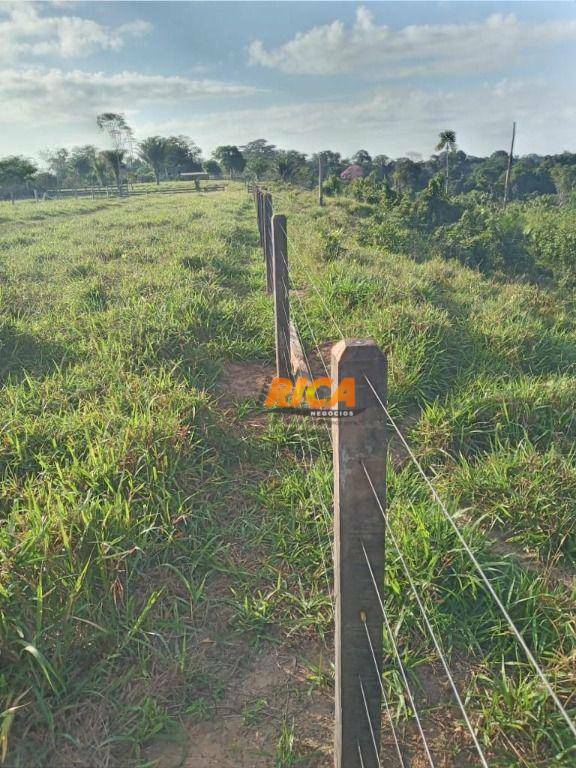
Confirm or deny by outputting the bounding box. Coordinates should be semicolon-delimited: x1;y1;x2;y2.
434;204;532;274
551;165;576;204
212;145;246;176
2;182;576;767
524;202;576;280
203;159;222;177
0;156;37;189
322;172;342;196
138;136;167;183
274;150;308;184
317;227;346;261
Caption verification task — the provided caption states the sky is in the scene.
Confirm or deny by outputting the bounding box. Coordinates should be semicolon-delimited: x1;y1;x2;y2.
1;0;576;163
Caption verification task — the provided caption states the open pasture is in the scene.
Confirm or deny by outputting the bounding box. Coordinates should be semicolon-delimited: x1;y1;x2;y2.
0;183;575;767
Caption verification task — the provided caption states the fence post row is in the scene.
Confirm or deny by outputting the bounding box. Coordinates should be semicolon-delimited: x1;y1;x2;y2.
250;187;387;768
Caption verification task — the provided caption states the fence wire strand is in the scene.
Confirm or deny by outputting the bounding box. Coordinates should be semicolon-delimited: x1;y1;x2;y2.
361;543;437;768
250;187;576;762
361;461;490;767
357;741;367;768
361;616;408;768
359;676;383;768
362;372;576;742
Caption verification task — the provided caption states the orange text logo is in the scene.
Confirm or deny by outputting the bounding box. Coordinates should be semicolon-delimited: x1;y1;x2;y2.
264;376;356;415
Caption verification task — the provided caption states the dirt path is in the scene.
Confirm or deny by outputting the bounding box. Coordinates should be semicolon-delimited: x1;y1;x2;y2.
148;360;480;768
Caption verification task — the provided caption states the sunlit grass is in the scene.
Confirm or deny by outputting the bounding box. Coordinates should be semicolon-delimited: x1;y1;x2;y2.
0;183;575;766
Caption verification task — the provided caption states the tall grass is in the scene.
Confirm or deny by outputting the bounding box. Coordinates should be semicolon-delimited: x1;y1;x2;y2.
1;183;575;765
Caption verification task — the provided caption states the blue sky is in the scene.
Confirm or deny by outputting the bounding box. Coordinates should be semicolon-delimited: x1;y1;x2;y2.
1;1;576;162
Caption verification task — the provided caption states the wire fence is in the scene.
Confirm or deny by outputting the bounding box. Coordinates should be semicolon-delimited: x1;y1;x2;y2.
247;182;576;767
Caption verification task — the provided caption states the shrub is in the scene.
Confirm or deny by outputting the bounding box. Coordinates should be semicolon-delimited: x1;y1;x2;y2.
434;205;533;275
524;203;576;281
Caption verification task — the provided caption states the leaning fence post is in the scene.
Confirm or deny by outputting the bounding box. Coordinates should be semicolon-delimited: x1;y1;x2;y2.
272;215;291;379
332;340;387;768
264;193;274;294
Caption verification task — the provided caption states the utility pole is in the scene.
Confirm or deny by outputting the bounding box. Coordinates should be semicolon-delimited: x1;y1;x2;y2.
503;121;516;208
318;153;324;207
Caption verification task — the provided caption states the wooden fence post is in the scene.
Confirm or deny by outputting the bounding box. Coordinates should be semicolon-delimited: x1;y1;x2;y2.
264;193;274;294
332;340;387;768
257;190;264;248
272;214;291;379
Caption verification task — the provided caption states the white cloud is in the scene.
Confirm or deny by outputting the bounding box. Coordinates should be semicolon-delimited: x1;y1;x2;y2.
0;67;261;124
0;2;152;62
135;78;575;158
249;7;576;78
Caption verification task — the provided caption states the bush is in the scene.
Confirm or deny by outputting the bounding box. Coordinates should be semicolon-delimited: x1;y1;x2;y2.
434;205;533;275
323;173;342;196
524;202;576;281
318;227;346;261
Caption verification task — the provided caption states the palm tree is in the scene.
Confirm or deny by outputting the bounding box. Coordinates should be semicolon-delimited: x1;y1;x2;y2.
99;150;125;193
435;129;457;195
91;155;108;188
138;136;168;185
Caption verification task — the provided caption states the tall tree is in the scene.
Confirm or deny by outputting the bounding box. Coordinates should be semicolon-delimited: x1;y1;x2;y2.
70;145;98;185
435;129;457;195
551;165;576;204
212;146;246;177
138;136;168;184
245;156;269;180
240;139;277;161
164;136;202;176
91;154;109;188
352;149;372;166
40;148;70;188
274;150;307;183
0;156;37;190
391;158;422;194
99;150;125;192
311;150;342;177
203;159;222;177
96;113;132;192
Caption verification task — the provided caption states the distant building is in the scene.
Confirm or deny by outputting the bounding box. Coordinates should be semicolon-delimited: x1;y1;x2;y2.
340;164;365;180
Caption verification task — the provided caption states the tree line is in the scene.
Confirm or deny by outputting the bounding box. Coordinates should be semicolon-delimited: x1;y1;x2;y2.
1;114;576;203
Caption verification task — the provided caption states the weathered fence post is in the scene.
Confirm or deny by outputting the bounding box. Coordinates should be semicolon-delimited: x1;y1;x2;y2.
257;190;264;248
332;340;387;768
264;193;274;294
272;214;291;379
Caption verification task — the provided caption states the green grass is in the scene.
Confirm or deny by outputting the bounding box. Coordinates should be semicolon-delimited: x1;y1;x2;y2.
264;184;576;765
1;183;575;766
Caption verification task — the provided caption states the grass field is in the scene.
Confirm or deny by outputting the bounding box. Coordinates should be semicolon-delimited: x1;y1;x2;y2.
0;182;575;767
